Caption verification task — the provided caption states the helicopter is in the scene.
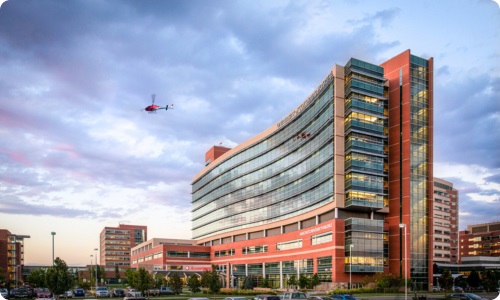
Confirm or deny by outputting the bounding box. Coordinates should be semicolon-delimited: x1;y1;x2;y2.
144;94;174;113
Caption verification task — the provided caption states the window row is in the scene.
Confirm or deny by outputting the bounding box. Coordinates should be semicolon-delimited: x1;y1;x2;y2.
193;83;333;191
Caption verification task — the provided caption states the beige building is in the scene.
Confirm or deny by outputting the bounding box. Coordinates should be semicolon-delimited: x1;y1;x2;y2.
432;178;459;263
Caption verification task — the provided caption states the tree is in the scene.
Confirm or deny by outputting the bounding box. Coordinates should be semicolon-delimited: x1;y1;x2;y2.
154;273;167;288
187;274;201;293
298;274;309;290
242;276;253;289
27;269;47;288
99;266;106;285
467;270;481;289
310;274;320;289
133;268;154;296
124;268;136;286
438;269;454;292
480;270;498;292
260;277;270;288
114;266;120;283
287;275;298;290
0;267;6;284
168;273;183;295
201;265;221;294
46;258;74;300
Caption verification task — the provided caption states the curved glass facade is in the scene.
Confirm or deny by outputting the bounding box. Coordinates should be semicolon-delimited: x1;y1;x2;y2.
190;50;433;290
192;75;334;239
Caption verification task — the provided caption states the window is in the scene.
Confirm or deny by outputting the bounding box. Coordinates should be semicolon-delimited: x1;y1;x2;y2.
277;239;302;251
214;249;235;257
242;245;268;254
311;232;332;245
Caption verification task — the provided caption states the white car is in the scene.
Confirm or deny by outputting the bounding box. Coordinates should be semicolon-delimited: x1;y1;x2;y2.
95;287;110;298
127;289;141;297
59;290;73;298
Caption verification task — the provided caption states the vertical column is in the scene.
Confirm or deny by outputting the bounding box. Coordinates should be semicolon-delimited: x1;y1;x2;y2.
332;65;345;208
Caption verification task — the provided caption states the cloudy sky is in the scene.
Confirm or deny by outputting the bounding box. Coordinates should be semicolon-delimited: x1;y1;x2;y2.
1;0;499;266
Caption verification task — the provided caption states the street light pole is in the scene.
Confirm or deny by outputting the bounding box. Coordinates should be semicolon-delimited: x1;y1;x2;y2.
399;223;407;300
94;248;98;291
51;232;56;266
90;255;93;285
349;244;354;290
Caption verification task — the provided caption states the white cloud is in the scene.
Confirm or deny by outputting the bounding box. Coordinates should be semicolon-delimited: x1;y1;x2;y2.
434;162;500;192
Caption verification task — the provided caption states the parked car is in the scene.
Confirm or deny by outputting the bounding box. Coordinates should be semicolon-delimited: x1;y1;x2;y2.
9;289;17;298
255;295;281;300
224;298;249;300
59;290;73;298
449;293;488;300
279;293;308;299
127;289;141;297
36;288;52;298
0;288;9;299
308;297;331;300
452;286;464;292
188;298;210;300
73;288;85;297
13;288;30;299
329;295;359;300
95;287;110;298
432;286;443;291
112;289;126;297
159;287;175;295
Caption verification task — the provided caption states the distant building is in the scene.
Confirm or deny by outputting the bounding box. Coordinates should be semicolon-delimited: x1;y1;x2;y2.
0;229;30;283
432;178;459;264
99;224;147;268
460;221;500;260
130;238;211;278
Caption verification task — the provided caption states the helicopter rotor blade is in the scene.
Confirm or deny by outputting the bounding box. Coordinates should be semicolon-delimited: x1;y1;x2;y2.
151;93;156;105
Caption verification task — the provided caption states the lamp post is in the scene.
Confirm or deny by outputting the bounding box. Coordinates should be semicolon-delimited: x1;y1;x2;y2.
349;244;354;290
399;223;407;300
90;255;93;285
51;232;56;266
94;248;98;291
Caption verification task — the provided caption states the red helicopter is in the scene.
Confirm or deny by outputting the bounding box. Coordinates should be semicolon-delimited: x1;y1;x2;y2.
144;94;174;113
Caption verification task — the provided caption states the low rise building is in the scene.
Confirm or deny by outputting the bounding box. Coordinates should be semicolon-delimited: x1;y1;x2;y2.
130;238;211;279
460;221;500;260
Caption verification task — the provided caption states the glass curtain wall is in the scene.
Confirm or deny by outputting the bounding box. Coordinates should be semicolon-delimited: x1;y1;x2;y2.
344;58;388;211
192;74;335;240
409;55;431;288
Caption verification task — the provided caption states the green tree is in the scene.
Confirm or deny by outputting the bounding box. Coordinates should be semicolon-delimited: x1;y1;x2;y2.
125;268;136;284
99;266;106;285
154;273;166;288
114;266;120;283
310;273;320;289
46;258;74;300
242;276;253;289
260;277;270;288
481;270;498;292
438;269;454;292
131;268;153;296
298;274;309;290
168;273;183;294
287;275;298;290
187;274;201;293
0;267;6;284
467;270;481;289
27;269;47;288
201;265;222;295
